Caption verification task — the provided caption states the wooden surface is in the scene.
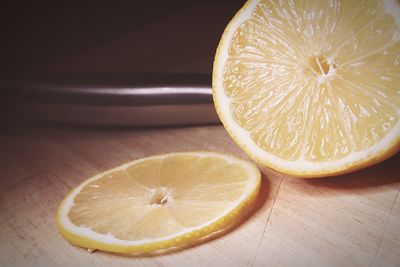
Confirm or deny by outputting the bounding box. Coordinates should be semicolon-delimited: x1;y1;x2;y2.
3;1;399;266
0;123;399;267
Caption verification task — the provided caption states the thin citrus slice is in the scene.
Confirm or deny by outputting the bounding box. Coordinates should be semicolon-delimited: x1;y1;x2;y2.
56;151;260;255
213;0;400;177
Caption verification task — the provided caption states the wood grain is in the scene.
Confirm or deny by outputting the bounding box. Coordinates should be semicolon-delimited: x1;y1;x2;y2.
0;124;399;267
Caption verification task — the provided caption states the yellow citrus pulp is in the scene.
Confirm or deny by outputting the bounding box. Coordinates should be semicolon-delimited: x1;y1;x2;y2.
56;152;261;255
213;0;400;177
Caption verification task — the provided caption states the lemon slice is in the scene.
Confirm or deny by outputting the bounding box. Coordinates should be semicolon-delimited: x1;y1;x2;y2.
213;0;400;177
56;152;260;255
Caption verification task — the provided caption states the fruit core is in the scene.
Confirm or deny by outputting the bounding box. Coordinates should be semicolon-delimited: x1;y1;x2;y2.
149;187;170;206
308;55;337;80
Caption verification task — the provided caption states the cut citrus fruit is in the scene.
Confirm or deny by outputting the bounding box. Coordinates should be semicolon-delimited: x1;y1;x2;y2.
56;151;260;255
213;0;400;177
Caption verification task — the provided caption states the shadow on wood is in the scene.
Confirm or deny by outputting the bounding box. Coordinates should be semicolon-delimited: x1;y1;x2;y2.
298;153;400;194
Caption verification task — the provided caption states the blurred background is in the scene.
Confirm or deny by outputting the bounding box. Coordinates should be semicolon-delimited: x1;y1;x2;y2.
0;1;245;75
0;1;246;126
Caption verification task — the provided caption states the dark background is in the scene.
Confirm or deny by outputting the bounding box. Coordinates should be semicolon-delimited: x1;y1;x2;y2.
0;1;246;76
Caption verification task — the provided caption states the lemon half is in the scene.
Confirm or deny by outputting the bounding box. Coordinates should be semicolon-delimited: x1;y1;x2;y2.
213;0;400;177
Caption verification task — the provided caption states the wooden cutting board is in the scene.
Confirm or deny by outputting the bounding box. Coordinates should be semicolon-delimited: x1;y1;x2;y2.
0;124;399;267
